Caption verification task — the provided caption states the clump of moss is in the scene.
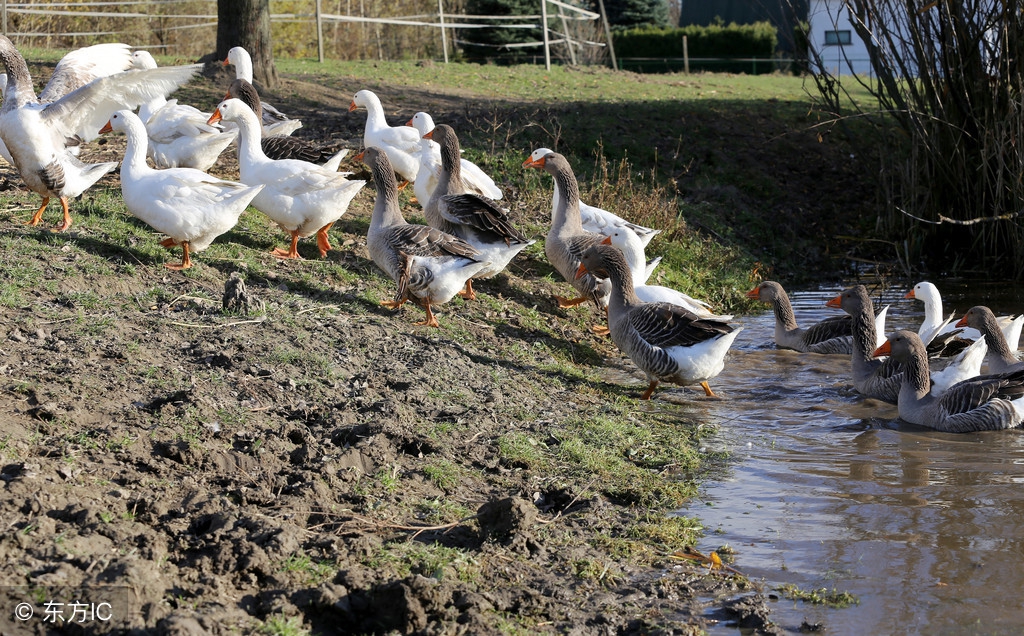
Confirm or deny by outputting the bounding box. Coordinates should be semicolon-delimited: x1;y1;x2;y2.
776;584;859;608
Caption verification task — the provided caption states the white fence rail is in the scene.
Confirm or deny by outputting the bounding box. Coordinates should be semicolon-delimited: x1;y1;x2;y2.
1;0;613;68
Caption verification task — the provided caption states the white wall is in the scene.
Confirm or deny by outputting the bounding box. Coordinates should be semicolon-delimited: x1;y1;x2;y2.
808;0;873;76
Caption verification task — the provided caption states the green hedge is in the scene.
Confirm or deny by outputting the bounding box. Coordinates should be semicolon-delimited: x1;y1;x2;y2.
614;21;778;58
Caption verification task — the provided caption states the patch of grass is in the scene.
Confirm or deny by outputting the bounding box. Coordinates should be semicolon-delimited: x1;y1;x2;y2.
366;541;478;582
280;554;335;585
422;458;461;491
259;614;309;636
414;498;474;525
626;515;704;553
552;412;702;507
375;464;401;494
776;584;860;608
572;557;621;585
497;432;547;469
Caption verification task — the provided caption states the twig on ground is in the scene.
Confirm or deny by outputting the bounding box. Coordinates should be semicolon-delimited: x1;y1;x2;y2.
168;317;266;329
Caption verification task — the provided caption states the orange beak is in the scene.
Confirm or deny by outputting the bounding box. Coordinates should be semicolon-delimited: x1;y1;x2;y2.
575;262;588;280
353;150;365;162
348;100;358;112
904;289;916;299
872;340;892;357
423;129;434;140
523;156;545;169
222;56;230;66
222;89;231;100
405;118;414;127
955;315;968;327
601;235;611;245
825;294;842;308
207;109;222;125
745;287;761;299
99;120;112;135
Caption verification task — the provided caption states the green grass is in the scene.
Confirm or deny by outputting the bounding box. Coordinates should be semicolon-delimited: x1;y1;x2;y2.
259;614;309;636
280;554;336;585
364;541;479;582
776;584;860;608
278;57;872;106
422;458;462;491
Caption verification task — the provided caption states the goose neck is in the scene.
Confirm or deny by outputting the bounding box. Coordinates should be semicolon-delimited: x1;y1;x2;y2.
370;159;404;230
233;112;268;167
438;135;463;193
902;347;932;398
551;167;583;232
851;306;878;362
604;254;639;309
771;291;799;331
0;39;35;111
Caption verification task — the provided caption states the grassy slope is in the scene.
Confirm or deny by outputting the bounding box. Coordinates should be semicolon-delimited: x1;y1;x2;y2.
270;59;881;303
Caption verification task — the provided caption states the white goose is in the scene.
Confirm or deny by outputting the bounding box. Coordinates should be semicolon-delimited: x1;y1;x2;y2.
208;98;365;259
37;42;135;110
349;89;421;184
874;330;1024;432
606;226;728;319
529;147;660;247
906;281;1022;349
0;42;134;164
576;208;660;282
0;35;200;231
360;146;490;328
130;51;236;171
100;110;263;269
577;243;741;400
223;46;300;136
225;78;347;170
406;111;501;204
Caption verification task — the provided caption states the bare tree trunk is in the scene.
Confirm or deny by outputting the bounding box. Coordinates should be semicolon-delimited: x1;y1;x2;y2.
216;0;278;89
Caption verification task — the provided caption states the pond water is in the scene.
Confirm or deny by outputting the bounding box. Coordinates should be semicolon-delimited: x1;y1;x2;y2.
667;282;1024;635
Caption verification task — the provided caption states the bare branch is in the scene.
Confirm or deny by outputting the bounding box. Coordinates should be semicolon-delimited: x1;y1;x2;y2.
894;206;1024;226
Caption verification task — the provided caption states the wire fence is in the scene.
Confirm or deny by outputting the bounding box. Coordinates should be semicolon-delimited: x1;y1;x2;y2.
0;0;610;66
616;56;798;75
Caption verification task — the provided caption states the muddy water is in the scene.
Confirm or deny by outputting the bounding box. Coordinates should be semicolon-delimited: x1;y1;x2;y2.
668;284;1024;635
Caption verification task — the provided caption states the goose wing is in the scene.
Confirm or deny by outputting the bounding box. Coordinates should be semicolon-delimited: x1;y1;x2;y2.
802;315;853;345
629;303;734;349
938;369;1024;415
40;64;201;141
386;224;480;260
261;135;325;163
439;193;527;242
39;43;133;102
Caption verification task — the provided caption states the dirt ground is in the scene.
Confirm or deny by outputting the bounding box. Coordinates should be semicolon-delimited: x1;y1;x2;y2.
0;62;870;635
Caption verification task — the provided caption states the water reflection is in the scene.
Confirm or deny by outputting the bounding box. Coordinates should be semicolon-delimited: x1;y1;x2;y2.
664;283;1024;635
